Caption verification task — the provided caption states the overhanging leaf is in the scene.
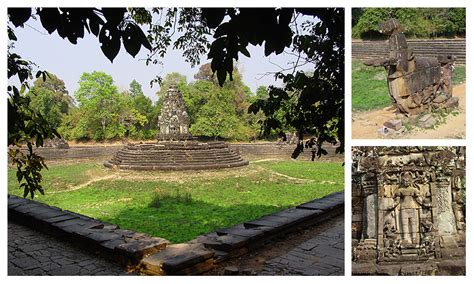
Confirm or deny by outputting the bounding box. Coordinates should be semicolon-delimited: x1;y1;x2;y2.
99;23;121;62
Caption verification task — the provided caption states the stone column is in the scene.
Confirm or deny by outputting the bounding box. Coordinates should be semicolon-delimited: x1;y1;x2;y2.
431;180;456;236
361;172;378;240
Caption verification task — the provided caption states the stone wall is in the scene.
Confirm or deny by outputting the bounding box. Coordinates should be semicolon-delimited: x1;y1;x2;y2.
352;146;465;275
352;39;466;64
12;143;343;162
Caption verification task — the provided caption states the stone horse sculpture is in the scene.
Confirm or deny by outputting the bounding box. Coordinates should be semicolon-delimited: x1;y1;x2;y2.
364;18;458;115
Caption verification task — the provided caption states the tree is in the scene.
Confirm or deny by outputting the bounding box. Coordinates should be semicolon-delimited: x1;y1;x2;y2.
246;9;345;158
28;74;73;130
129;79;145;98
63;71;147;141
190;92;238;140
352;8;466;39
128;80;155;138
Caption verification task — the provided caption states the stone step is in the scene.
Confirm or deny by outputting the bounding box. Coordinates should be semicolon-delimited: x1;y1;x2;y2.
113;157;244;164
113;155;243;162
139;243;215;275
115;152;241;160
115;152;239;159
114;160;250;171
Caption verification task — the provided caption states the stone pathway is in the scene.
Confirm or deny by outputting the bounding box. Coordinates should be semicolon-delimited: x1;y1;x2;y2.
8;222;129;275
260;215;344;275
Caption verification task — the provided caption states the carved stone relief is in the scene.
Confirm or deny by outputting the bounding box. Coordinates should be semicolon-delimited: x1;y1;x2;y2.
352;146;465;271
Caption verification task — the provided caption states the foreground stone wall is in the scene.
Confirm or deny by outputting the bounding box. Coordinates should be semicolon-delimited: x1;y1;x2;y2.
352;146;465;275
9;192;343;275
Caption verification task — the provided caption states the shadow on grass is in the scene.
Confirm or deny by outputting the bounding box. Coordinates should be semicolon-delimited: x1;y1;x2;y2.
107;196;294;244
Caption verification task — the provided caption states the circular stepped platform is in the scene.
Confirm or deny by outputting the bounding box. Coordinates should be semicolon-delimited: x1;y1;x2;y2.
104;141;249;171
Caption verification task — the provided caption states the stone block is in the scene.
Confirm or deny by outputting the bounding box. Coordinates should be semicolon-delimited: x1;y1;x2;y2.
44;214;79;224
215;225;265;242
140;243;214;275
116;237;169;260
203;234;248;252
383;119;402;131
418;114;436;128
101;238;127;251
86;231;123;243
26;208;67;220
375;264;402;275
14;203;44;215
400;263;437;276
272;207;322;223
243;215;294;230
433;94;447;103
297;199;340;211
444;97;459;109
352;263;377;275
437;259;465;275
223;266;239;275
175;258;215;275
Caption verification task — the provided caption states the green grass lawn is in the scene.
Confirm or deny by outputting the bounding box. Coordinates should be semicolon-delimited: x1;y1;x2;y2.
352;59;466;112
8;160;343;243
352;59;391;112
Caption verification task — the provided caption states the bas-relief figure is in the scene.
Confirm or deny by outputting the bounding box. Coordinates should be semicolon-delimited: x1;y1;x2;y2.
352;147;465;275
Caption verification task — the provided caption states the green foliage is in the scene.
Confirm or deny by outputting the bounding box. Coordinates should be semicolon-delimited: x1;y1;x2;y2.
352;8;466;39
59;72;150;141
27;74;73;130
129;79;144;97
8;42;57;199
8;160;343;243
190;92;239;139
129;80;157;139
136;8;344;155
249;9;345;158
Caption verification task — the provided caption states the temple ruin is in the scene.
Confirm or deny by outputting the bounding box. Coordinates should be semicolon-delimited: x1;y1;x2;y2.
104;85;248;170
352;146;465;275
364;19;459;115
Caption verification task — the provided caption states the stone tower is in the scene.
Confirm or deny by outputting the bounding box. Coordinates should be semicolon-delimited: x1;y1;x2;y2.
105;84;248;171
157;85;193;141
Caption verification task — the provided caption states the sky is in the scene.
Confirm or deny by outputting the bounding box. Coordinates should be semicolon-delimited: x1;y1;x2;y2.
9;11;314;103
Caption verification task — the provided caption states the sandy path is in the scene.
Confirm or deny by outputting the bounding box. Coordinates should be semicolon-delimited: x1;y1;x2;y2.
352;84;466;139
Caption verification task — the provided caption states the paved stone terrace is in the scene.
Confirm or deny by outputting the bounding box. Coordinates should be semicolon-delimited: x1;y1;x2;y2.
8;222;130;276
260;215;344;275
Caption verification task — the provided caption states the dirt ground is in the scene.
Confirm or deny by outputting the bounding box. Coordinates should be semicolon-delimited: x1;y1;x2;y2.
352;83;466;139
